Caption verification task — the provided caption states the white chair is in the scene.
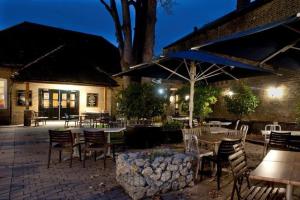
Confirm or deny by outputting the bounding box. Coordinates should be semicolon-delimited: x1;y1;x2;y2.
188;135;213;180
234;120;240;130
240;125;249;145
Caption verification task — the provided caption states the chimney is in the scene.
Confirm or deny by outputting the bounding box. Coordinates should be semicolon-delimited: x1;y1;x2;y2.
237;0;251;10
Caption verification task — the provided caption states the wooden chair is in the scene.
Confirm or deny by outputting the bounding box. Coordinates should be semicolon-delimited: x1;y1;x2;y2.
48;130;81;168
267;131;291;152
181;127;202;152
110;131;126;160
229;143;286;200
226;125;248;145
288;135;300;152
188;135;213;180
83;130;107;168
206;138;242;190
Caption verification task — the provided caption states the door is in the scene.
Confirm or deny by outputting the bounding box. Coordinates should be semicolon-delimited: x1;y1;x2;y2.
39;89;79;120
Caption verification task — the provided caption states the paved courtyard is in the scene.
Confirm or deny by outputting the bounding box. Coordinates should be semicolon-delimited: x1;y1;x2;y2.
0;123;299;200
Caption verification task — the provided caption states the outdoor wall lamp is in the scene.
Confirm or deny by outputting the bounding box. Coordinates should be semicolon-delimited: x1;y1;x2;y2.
169;95;175;103
185;95;190;101
223;89;234;97
266;86;284;99
158;88;164;95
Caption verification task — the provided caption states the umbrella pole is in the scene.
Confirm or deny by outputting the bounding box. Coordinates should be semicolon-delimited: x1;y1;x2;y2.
189;62;196;128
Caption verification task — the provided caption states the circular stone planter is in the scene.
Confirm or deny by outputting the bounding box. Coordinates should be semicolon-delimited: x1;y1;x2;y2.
116;149;194;200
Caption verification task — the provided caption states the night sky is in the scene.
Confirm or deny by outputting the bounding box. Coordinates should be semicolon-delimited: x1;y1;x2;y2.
0;0;237;55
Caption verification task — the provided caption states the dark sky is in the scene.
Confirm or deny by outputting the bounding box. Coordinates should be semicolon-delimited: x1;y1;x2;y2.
0;0;237;55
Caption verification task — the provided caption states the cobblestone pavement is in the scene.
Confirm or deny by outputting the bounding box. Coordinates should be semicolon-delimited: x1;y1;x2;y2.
1;125;299;200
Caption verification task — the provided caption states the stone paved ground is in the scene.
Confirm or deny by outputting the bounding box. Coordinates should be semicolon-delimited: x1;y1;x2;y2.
0;124;299;200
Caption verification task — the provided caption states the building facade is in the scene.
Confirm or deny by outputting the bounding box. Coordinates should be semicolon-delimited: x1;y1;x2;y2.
164;0;300;123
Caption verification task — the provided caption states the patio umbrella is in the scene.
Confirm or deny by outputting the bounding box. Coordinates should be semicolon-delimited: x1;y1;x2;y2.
114;50;271;128
192;13;300;70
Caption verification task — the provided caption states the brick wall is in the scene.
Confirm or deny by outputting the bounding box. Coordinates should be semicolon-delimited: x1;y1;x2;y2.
165;0;300;52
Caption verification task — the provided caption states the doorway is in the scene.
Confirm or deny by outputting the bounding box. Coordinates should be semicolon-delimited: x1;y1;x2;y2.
38;89;79;120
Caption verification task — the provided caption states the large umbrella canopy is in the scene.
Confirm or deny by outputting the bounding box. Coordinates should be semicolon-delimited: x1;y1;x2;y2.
114;50;271;127
193;13;300;70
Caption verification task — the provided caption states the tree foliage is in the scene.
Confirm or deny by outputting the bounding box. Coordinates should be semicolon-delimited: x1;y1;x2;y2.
117;83;166;119
224;82;259;119
177;85;219;119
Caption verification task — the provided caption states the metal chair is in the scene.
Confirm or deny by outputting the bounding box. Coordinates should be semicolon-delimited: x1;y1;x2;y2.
64;113;79;128
263;124;282;155
234;120;240;130
188;135;213;180
48;130;81;168
240;125;249;145
83;130;107;168
267;131;291;152
229;143;286;200
110;131;126;160
288;135;300;151
206;138;242;190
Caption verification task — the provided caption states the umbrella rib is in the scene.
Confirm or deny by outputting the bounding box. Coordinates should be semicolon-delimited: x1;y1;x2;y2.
166;61;184;80
195;64;224;81
153;62;191;82
184;59;191;77
215;65;239;80
196;64;217;80
198;72;224;81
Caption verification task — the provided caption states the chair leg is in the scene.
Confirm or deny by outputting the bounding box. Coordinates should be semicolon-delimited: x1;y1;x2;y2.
112;145;116;161
47;145;52;168
83;150;86;168
200;158;206;181
78;144;82;161
195;158;200;180
103;152;106;169
69;149;73;168
59;151;62;162
217;162;222;190
94;151;97;162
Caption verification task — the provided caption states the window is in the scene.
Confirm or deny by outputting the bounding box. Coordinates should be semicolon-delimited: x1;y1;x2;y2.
87;93;98;107
17;90;32;106
0;79;7;109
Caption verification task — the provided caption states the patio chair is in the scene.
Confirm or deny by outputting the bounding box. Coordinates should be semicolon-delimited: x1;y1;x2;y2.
192;119;199;127
234;120;240;130
267;131;291;152
240;125;249;145
64;113;79;128
83;130;107;168
263;124;282;155
110;131;126;160
206;138;242;190
229;143;286;200
48;130;81;168
188;135;213;180
288;135;300;152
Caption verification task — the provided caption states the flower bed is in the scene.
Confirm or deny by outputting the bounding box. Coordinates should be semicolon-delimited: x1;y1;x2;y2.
116;149;194;200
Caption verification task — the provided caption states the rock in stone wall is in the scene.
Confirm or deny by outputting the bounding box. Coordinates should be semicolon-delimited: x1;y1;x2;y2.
116;150;194;200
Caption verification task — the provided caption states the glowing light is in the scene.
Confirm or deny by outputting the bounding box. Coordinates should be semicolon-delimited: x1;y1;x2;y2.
158;88;164;95
267;86;284;98
169;95;175;103
185;95;190;101
223;89;234;97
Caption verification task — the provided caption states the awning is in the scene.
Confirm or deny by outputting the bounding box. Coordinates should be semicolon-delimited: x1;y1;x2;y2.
193;13;300;69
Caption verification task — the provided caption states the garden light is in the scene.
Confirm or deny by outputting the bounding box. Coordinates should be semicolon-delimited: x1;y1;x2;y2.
267;86;284;99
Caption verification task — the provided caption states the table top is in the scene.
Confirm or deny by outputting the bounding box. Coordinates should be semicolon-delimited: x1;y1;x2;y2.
210;127;234;134
207;122;232;126
172;117;189;121
197;133;241;145
261;130;300;136
250;150;300;186
69;127;126;133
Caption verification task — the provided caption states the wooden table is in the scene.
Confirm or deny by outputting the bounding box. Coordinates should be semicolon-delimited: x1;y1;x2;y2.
209;127;234;134
250;150;300;200
207;122;232;126
197;134;241;154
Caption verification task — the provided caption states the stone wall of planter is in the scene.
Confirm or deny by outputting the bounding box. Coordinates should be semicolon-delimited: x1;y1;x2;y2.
116;149;194;200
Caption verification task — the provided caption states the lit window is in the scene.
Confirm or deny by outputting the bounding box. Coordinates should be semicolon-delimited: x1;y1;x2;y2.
0;79;7;109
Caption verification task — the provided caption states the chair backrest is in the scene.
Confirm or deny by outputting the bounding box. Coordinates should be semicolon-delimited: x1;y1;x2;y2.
288;135;300;151
218;138;242;160
49;129;73;144
269;131;291;150
240;125;249;145
189;135;200;155
265;124;281;131
83;130;106;145
234;120;240;130
229;143;248;178
64;113;70;120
